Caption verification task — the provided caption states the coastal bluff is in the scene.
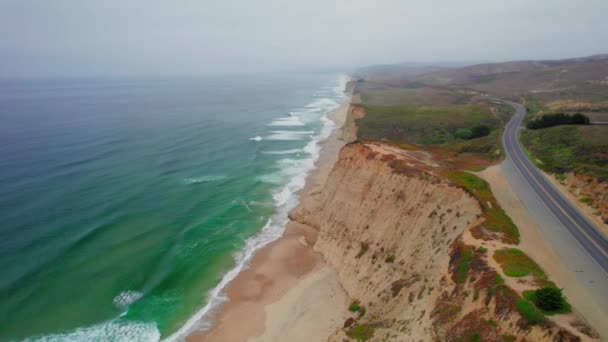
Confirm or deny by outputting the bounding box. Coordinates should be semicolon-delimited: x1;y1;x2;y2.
289;141;593;341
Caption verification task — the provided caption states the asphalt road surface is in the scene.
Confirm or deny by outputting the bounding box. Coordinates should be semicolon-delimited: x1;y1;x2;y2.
501;100;608;273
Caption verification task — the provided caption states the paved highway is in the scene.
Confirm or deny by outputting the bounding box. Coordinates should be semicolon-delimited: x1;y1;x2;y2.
501;100;608;273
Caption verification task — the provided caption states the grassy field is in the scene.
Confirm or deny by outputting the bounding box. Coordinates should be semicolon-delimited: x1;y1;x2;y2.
520;125;608;182
447;130;503;155
358;86;472;106
493;248;551;286
442;171;520;244
357;104;502;145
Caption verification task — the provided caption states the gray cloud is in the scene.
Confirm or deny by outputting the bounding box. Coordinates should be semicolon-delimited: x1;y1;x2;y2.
1;0;607;76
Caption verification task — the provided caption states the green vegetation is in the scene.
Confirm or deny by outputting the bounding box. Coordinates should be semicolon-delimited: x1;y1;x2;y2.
520;125;608;181
493;248;549;285
348;303;361;312
357;104;501;145
466;165;486;172
455;128;473;140
443;171;493;202
442;171;519;244
523;97;548;121
455;333;482;342
516;298;545;323
453;124;492;140
357;86;472;107
448;131;502;155
456;245;474;283
494;273;505;285
346;324;375;341
526;113;590;129
471;124;491;138
523;287;571;315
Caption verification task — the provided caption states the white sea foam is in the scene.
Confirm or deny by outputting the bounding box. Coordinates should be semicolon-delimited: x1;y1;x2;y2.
265;130;314;141
256;173;283;184
249;136;263;141
261;148;304;155
23;320;160;342
183;175;227;185
113;290;144;308
164;74;348;342
267;116;305;126
304;98;339;111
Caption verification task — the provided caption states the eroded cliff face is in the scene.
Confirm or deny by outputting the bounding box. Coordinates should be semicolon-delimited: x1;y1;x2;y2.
291;142;481;338
290;142;593;341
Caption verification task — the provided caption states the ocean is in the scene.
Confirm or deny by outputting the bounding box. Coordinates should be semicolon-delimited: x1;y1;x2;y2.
0;73;348;341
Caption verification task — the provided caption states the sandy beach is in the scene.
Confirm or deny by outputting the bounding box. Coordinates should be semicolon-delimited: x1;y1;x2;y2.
186;101;353;342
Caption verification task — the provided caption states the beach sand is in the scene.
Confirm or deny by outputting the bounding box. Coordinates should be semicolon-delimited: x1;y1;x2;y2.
186;101;352;342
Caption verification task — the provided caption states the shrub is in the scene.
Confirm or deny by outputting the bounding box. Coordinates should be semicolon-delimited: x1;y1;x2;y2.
534;286;566;312
455;128;473;140
347;324;375;341
349;303;361;312
516;299;544;323
456;246;474;283
471;124;491;138
526;113;590;130
385;255;396;263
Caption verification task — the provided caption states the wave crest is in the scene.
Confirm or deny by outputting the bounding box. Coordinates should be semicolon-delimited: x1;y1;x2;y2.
183;175;227;185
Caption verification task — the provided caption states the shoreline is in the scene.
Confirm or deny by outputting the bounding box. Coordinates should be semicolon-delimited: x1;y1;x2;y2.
184;99;353;341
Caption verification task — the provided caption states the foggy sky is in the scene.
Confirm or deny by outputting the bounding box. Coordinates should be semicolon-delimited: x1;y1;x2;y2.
1;0;607;77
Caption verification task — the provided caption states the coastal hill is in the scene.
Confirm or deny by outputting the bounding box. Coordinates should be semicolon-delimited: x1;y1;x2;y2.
355;54;608;102
354;54;608;230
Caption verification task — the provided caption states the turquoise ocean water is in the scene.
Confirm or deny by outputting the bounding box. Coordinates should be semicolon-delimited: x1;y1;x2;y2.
0;73;347;341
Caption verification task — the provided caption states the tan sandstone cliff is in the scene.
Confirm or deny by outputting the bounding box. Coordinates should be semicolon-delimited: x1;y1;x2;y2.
290;142;595;341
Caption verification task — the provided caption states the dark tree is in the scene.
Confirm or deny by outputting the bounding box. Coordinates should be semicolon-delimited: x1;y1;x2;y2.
571;113;590;125
526;113;590;130
470;124;491;138
534;286;565;311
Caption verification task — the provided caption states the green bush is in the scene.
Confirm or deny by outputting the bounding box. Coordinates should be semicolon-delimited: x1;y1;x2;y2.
471;124;491;138
534;286;566;312
526;113;590;129
455;128;473;139
348;303;361;312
